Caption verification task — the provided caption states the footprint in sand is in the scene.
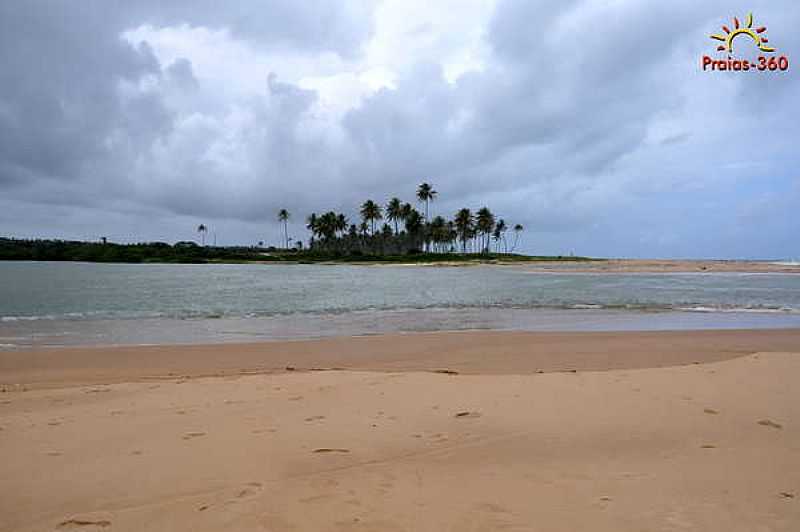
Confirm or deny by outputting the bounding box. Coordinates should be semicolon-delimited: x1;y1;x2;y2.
299;494;334;504
757;419;783;430
182;431;206;440
232;482;263;501
56;513;112;530
312;448;350;454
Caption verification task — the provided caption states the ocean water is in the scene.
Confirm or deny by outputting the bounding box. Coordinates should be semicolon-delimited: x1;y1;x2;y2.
1;261;800;348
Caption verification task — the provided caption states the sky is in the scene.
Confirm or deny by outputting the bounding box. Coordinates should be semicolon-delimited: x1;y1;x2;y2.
0;0;798;259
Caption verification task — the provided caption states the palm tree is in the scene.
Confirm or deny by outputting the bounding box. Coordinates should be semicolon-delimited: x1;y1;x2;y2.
446;220;457;252
386;197;403;235
306;213;318;247
336;214;348;238
400;203;413;232
510;224;524;252
196;224;207;246
404;209;424;250
454;208;473;253
492;219;507;253
278;209;290;249
306;213;318;233
316;211;341;248
360;200;383;236
416;183;437;222
476;207;496;254
429;216;446;253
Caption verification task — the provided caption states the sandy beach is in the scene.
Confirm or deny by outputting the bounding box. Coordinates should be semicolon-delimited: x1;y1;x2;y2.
1;329;799;531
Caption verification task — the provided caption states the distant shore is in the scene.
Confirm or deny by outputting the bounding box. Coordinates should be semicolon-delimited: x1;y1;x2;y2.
513;258;800;274
4;237;798;271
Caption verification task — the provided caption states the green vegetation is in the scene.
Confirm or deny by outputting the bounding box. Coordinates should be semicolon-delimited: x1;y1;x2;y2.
0;239;262;263
302;183;529;256
0;238;591;264
0;238;588;264
1;183;595;264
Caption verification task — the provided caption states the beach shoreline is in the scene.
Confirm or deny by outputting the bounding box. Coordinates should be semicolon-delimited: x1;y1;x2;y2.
2;328;800;389
510;258;800;274
1;328;799;531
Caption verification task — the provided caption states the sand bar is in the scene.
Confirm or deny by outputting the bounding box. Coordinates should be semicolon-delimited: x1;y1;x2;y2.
512;258;800;273
2;328;800;388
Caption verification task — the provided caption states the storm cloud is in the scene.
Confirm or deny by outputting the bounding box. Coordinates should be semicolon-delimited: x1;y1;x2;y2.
0;0;797;258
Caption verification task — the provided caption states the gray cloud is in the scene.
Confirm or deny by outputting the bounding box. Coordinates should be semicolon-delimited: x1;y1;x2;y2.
0;0;797;258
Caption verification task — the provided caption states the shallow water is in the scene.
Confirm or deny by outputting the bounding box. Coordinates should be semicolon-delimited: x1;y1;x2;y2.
1;261;800;348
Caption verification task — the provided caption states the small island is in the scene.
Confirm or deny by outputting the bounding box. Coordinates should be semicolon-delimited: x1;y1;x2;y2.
0;183;593;265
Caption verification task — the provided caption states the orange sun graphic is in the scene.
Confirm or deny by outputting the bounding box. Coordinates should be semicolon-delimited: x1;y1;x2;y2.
710;13;774;53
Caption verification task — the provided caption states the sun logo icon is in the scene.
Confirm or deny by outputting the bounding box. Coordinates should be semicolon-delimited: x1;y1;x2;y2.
710;13;774;53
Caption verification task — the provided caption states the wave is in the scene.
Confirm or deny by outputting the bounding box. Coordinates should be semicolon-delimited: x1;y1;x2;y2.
678;305;799;314
2;302;798;323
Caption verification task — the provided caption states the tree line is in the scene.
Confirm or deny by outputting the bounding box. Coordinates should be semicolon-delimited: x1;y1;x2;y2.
282;183;524;256
0;238;263;263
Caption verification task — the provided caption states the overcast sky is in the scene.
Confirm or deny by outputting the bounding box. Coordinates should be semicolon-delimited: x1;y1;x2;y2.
0;0;797;258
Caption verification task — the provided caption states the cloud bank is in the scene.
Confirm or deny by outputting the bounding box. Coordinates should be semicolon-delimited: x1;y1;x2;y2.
0;0;797;258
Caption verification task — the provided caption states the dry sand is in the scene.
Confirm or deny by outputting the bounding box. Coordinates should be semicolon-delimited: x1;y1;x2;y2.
1;330;799;531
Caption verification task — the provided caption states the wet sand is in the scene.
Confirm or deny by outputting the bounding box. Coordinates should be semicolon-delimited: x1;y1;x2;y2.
1;329;799;531
515;258;800;273
2;329;800;389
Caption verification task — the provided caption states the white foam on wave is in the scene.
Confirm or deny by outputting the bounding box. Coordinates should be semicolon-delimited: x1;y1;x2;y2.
1;315;52;322
679;306;798;314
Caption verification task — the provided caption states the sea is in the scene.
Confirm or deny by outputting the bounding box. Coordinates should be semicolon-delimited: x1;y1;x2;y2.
1;261;800;349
